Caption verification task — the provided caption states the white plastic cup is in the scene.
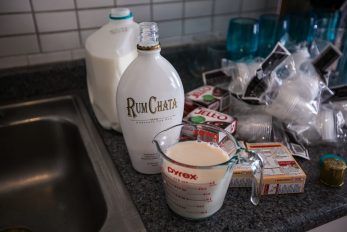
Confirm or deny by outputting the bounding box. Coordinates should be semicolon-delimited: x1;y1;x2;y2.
317;109;336;142
236;114;272;142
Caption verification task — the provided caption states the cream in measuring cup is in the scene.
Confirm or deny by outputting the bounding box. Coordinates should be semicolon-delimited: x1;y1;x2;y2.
153;123;263;219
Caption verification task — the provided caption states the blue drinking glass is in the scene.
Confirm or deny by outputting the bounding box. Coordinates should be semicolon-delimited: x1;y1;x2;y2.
310;10;341;43
258;14;286;58
332;29;347;87
285;13;314;43
227;17;259;61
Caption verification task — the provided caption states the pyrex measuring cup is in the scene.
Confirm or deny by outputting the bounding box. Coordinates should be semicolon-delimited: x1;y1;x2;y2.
153;123;263;219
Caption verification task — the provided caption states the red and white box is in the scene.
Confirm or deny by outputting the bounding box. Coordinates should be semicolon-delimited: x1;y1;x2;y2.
183;107;237;142
184;85;230;116
230;142;307;195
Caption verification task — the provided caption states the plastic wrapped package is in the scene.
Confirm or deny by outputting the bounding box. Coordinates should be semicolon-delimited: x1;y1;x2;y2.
228;94;266;116
265;84;318;124
291;45;311;70
227;62;251;96
223;59;262;96
235;113;273;142
285;104;346;145
242;43;296;105
332;99;347;126
264;58;336;124
233;113;293;146
331;100;347;142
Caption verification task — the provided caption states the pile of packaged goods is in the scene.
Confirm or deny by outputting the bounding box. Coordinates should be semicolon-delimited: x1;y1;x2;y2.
183;41;347;195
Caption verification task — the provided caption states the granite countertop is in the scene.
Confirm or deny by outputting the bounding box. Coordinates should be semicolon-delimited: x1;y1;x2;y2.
0;44;346;232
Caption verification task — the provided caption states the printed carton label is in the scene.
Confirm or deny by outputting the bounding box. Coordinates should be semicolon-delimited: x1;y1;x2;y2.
185;85;230;112
229;142;306;195
184;107;237;134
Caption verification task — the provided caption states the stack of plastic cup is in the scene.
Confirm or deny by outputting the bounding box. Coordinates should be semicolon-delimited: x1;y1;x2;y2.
266;87;316;124
316;109;336;142
236;114;272;142
282;76;320;102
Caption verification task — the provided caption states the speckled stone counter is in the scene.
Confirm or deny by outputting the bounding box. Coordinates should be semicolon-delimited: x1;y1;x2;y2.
0;45;346;232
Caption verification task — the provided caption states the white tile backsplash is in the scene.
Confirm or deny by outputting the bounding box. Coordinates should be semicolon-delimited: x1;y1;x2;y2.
28;50;72;65
185;0;212;18
81;29;97;45
0;55;28;69
267;0;279;9
153;2;183;21
153;0;183;2
214;0;241;14
128;5;151;22
36;11;78;32
0;35;39;56
118;0;150;5
72;48;86;60
32;0;75;11
184;17;211;34
0;14;35;36
242;0;267;12
0;0;274;69
78;8;111;29
158;20;182;38
40;31;80;52
0;0;31;13
76;0;114;9
213;14;237;35
240;11;266;19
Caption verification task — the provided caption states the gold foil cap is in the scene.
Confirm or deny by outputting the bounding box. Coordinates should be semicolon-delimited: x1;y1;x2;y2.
320;158;346;187
137;44;161;51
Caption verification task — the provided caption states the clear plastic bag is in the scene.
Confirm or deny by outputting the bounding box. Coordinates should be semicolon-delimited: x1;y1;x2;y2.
264;58;334;125
331;100;347;143
223;59;262;96
285;103;346;145
242;43;295;105
234;113;273;142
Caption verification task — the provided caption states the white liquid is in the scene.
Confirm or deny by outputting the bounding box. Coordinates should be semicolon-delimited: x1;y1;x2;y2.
116;48;184;174
86;50;137;131
85;18;138;132
162;141;233;219
166;141;229;166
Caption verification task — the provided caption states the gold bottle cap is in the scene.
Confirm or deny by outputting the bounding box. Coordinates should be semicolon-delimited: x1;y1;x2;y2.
137;44;161;51
320;158;346;187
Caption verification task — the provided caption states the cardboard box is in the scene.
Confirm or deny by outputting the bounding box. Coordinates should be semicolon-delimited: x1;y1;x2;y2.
230;142;306;195
202;68;232;89
184;85;230;116
184;107;237;142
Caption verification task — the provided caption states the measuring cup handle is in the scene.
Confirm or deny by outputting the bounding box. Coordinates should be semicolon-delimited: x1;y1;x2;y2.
239;148;264;205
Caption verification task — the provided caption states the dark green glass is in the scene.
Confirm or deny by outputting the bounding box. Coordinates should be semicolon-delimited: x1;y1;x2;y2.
227;17;259;61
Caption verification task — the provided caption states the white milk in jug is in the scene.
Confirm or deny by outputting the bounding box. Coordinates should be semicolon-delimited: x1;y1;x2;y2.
85;8;138;132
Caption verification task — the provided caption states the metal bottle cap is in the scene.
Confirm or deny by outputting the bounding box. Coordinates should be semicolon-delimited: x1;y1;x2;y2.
320;158;346;187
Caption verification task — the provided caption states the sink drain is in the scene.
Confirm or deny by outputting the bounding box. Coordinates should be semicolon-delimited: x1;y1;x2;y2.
0;227;32;232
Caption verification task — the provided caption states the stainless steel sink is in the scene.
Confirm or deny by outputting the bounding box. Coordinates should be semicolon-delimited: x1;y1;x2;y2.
0;96;145;232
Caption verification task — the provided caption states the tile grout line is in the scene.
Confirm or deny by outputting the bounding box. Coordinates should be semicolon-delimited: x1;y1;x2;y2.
211;0;216;33
182;0;186;36
0;48;82;59
72;0;83;52
0;9;269;39
28;0;42;54
150;0;154;21
238;0;243;17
